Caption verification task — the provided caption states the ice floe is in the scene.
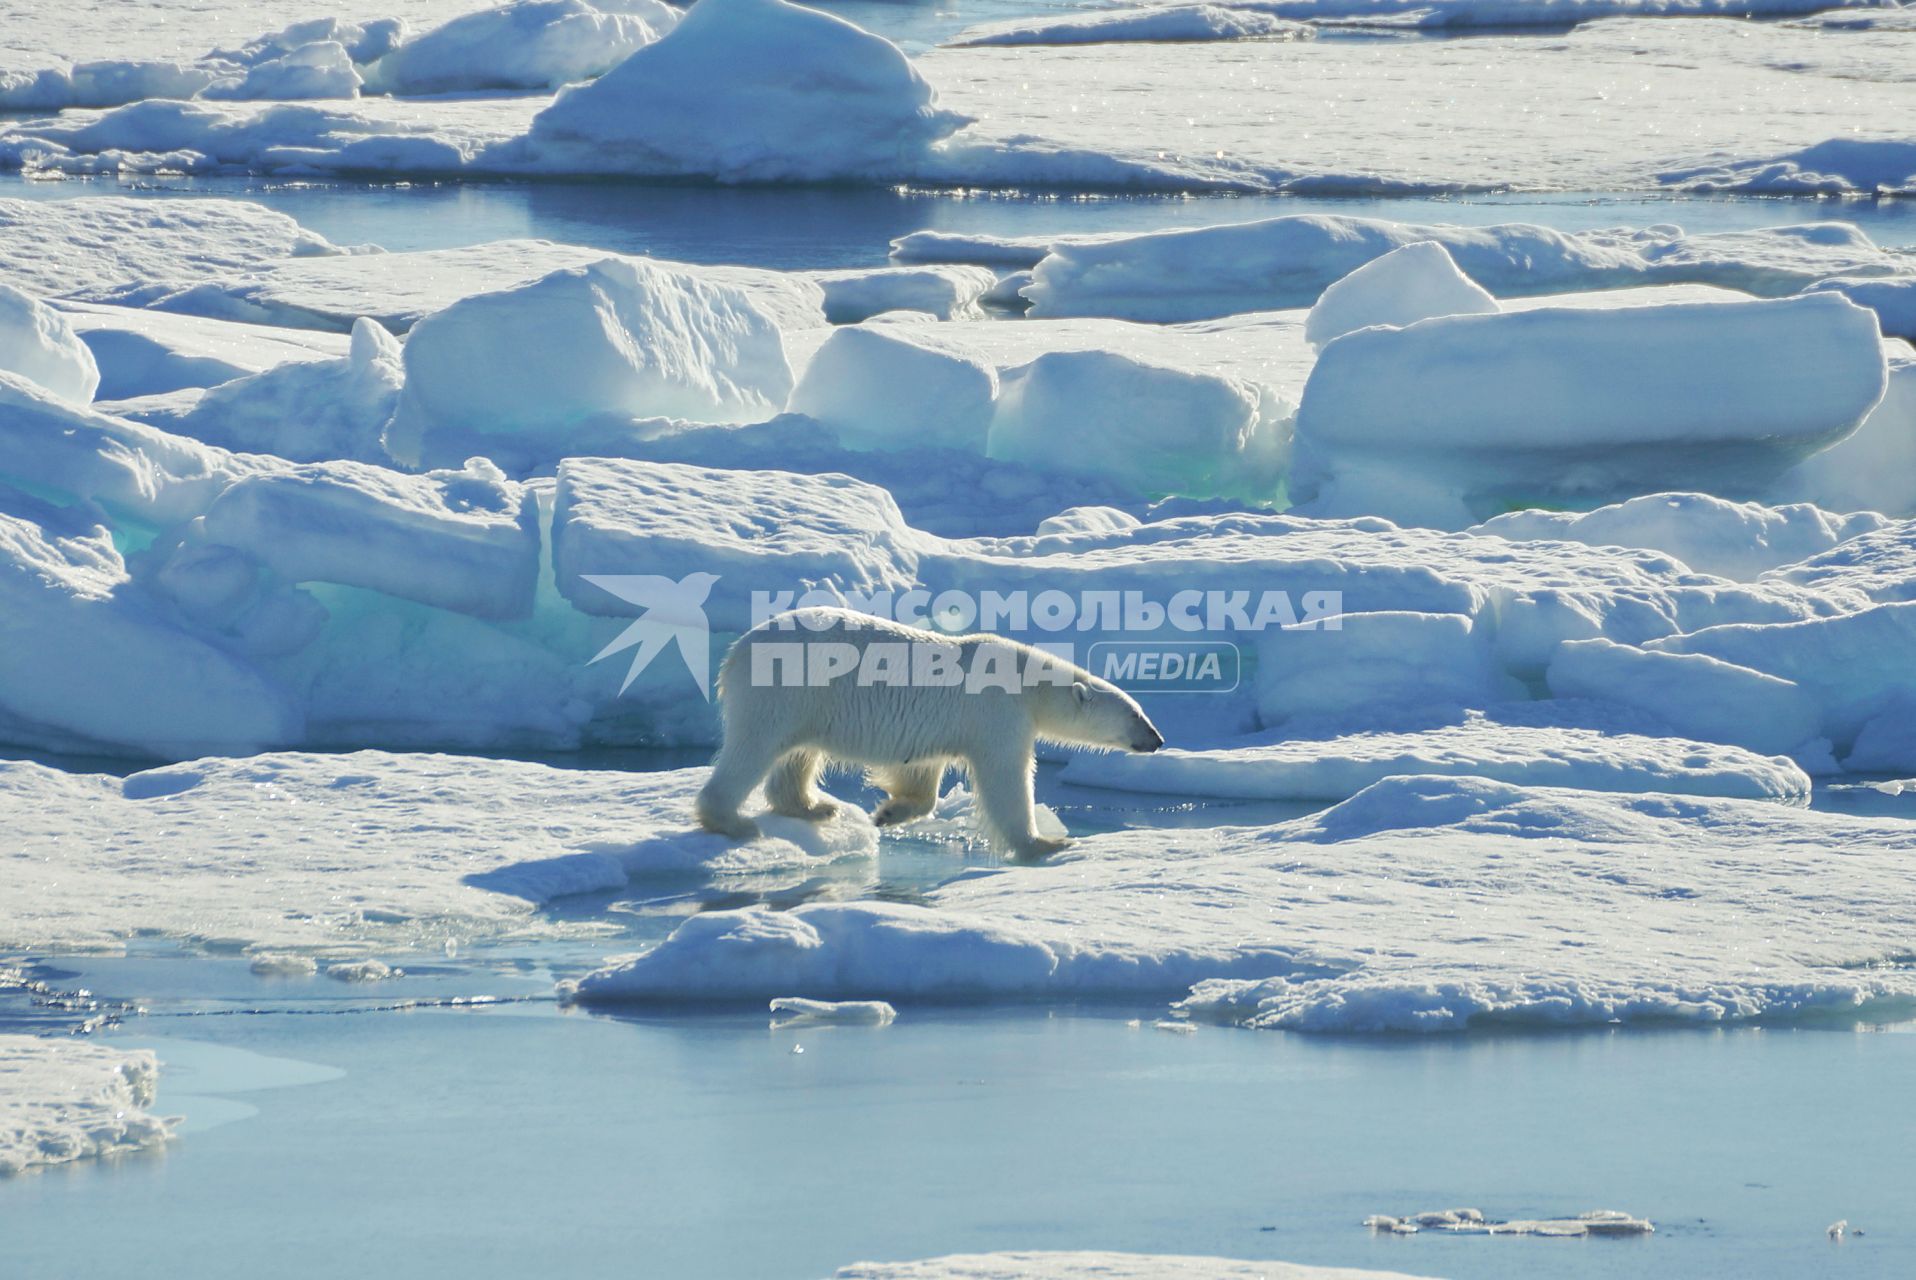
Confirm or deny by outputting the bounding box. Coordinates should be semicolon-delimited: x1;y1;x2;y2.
135;317;402;462
987;350;1288;502
384;257;794;469
0;283;99;403
1365;1208;1652;1237
0;752;873;954
911;217;1915;324
515;0;970;182
1303;240;1499;349
570;776;1916;1031
1473;493;1888;582
1661;137;1916;197
952;6;1315;47
1059;703;1812;803
0;197;346;300
61;301;348;402
1289;293;1887;527
361;0;678;95
0;1036;174;1177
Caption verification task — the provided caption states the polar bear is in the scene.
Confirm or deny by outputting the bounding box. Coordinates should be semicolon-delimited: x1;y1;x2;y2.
695;607;1164;859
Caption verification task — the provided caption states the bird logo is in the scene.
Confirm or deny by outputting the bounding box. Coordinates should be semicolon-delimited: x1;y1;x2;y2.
582;572;720;699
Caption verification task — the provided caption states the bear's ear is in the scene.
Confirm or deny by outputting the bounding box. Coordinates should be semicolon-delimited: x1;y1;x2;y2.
1073;681;1091;705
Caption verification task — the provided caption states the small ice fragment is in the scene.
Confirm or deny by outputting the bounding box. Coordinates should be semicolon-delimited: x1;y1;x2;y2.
768;997;897;1026
1152;1019;1198;1034
1370;1207;1651;1237
1827;1220;1848;1240
324;959;400;983
248;953;316;977
790;1044;805;1055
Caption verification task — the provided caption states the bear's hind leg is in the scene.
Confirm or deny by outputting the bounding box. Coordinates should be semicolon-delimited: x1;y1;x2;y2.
870;761;944;827
696;735;784;839
967;748;1069;861
764;748;840;821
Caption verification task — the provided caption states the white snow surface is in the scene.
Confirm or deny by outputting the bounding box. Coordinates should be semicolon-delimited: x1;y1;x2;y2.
975;216;1913;324
1059;704;1812;803
952;6;1316;47
4;9;1904;191
1661;137;1916;197
1290;293;1888;528
518;0;970;182
1304;240;1499;348
0;284;100;403
0;752;874;954
363;0;679;95
571;776;1916;1033
1471;493;1889;582
0;1036;174;1177
384;256;794;469
0;197;347;301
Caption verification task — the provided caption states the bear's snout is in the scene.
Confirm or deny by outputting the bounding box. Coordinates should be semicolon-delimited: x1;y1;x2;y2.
1132;725;1165;753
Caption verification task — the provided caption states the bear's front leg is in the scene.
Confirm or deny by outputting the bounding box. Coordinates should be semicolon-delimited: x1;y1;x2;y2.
968;749;1071;861
869;762;944;827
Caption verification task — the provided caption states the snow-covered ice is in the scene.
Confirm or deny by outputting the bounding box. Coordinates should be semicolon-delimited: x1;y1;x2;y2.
1290;293;1887;527
0;1035;173;1177
987;350;1288;502
1303;240;1499;349
569;775;1916;1031
0;283;99;403
769;997;897;1027
1364;1208;1653;1237
384;257;794;469
1059;704;1812;804
362;0;679;95
952;7;1316;48
1472;493;1888;583
517;0;970;182
0;751;874;954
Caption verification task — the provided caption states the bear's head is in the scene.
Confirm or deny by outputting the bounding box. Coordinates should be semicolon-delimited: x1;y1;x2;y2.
1038;671;1165;754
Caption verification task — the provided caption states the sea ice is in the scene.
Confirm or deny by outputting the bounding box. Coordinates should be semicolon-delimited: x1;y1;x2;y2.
1472;493;1888;582
953;6;1315;47
987;350;1288;502
0;1036;173;1177
1661;137;1916;197
518;0;969;181
1776;350;1916;516
361;0;679;95
0;752;874;954
1059;703;1811;803
1303;240;1499;348
769;997;897;1026
137;316;402;462
568;776;1916;1031
1289;293;1887;527
383;257;794;470
0;197;345;301
0;284;100;403
1544;638;1823;758
787;325;999;455
61;301;348;401
1805;277;1916;342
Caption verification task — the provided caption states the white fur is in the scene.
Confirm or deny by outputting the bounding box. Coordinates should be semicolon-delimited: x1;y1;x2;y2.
695;608;1164;858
